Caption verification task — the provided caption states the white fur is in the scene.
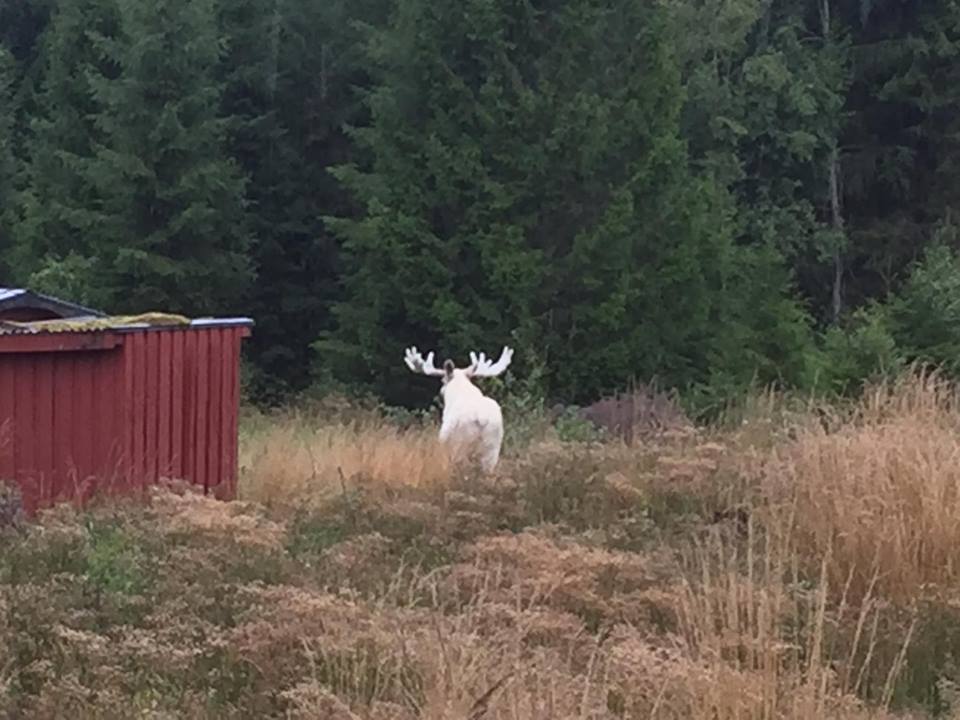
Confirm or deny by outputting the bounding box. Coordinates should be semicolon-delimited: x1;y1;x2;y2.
438;369;505;472
405;346;513;472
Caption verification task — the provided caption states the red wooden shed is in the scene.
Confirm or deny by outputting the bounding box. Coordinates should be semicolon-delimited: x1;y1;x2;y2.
0;310;253;516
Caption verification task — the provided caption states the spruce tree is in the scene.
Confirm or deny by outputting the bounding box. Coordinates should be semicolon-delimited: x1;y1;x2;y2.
324;0;816;403
11;0;120;304
675;0;849;324
217;0;387;398
0;46;15;266
17;0;251;315
89;0;252;314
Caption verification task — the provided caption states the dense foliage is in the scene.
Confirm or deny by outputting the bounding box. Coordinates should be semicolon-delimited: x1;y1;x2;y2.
0;0;958;406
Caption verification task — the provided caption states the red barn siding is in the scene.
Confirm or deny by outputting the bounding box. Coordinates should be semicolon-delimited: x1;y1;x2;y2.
0;322;250;515
0;346;126;511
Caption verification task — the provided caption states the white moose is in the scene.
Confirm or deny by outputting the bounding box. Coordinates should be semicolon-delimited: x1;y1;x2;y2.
404;345;514;472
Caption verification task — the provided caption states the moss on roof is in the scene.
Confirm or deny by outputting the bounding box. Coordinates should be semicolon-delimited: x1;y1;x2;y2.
1;312;192;334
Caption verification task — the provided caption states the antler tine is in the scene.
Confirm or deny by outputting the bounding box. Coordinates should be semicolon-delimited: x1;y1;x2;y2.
404;346;423;373
404;346;445;377
423;351;442;375
404;347;417;372
467;346;513;378
468;351;487;370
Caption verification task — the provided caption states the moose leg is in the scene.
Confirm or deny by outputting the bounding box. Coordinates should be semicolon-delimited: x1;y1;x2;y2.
478;421;504;473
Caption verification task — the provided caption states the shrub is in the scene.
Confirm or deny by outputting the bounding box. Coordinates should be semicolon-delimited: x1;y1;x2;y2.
817;305;903;396
888;238;960;376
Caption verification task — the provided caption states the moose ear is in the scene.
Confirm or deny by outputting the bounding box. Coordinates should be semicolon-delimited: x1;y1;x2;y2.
443;359;455;380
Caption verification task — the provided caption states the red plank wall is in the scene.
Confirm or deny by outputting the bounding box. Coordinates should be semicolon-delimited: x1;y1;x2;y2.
0;342;126;511
0;325;248;515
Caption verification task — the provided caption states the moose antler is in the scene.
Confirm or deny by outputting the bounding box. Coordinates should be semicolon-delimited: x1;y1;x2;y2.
404;346;445;377
467;346;513;378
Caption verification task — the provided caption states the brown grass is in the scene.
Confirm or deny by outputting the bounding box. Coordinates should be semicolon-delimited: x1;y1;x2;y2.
239;409;453;509
753;372;960;604
5;373;960;718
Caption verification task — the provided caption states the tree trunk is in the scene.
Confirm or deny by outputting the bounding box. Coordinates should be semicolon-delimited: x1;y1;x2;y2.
822;0;845;323
829;147;844;323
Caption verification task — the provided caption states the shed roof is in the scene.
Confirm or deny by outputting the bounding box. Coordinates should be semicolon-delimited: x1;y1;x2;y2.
0;312;254;336
0;287;106;318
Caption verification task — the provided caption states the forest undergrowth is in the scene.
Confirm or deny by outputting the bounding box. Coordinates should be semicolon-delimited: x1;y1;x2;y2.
3;373;960;718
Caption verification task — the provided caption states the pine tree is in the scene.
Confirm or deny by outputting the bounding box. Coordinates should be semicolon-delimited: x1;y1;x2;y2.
0;46;16;266
17;0;252;314
872;0;960;235
11;0;120;304
0;0;51;79
829;0;960;306
217;0;388;399
0;0;53;285
675;0;850;325
89;0;252;314
888;231;960;375
323;0;816;403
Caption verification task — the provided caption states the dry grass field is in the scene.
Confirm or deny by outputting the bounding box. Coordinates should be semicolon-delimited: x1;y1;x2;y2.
3;373;960;718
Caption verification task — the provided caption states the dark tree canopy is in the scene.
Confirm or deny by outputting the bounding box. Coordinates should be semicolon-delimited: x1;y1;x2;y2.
1;0;958;407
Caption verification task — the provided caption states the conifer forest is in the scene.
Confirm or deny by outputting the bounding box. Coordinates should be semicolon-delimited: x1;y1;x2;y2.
1;0;958;409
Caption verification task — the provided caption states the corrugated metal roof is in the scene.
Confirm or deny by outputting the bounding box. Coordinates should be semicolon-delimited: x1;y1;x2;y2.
0;288;26;303
0;287;106;317
0;315;254;336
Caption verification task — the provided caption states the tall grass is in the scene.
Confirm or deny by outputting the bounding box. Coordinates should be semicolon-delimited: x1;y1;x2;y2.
756;371;960;604
4;373;960;717
674;521;914;718
239;409;453;509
